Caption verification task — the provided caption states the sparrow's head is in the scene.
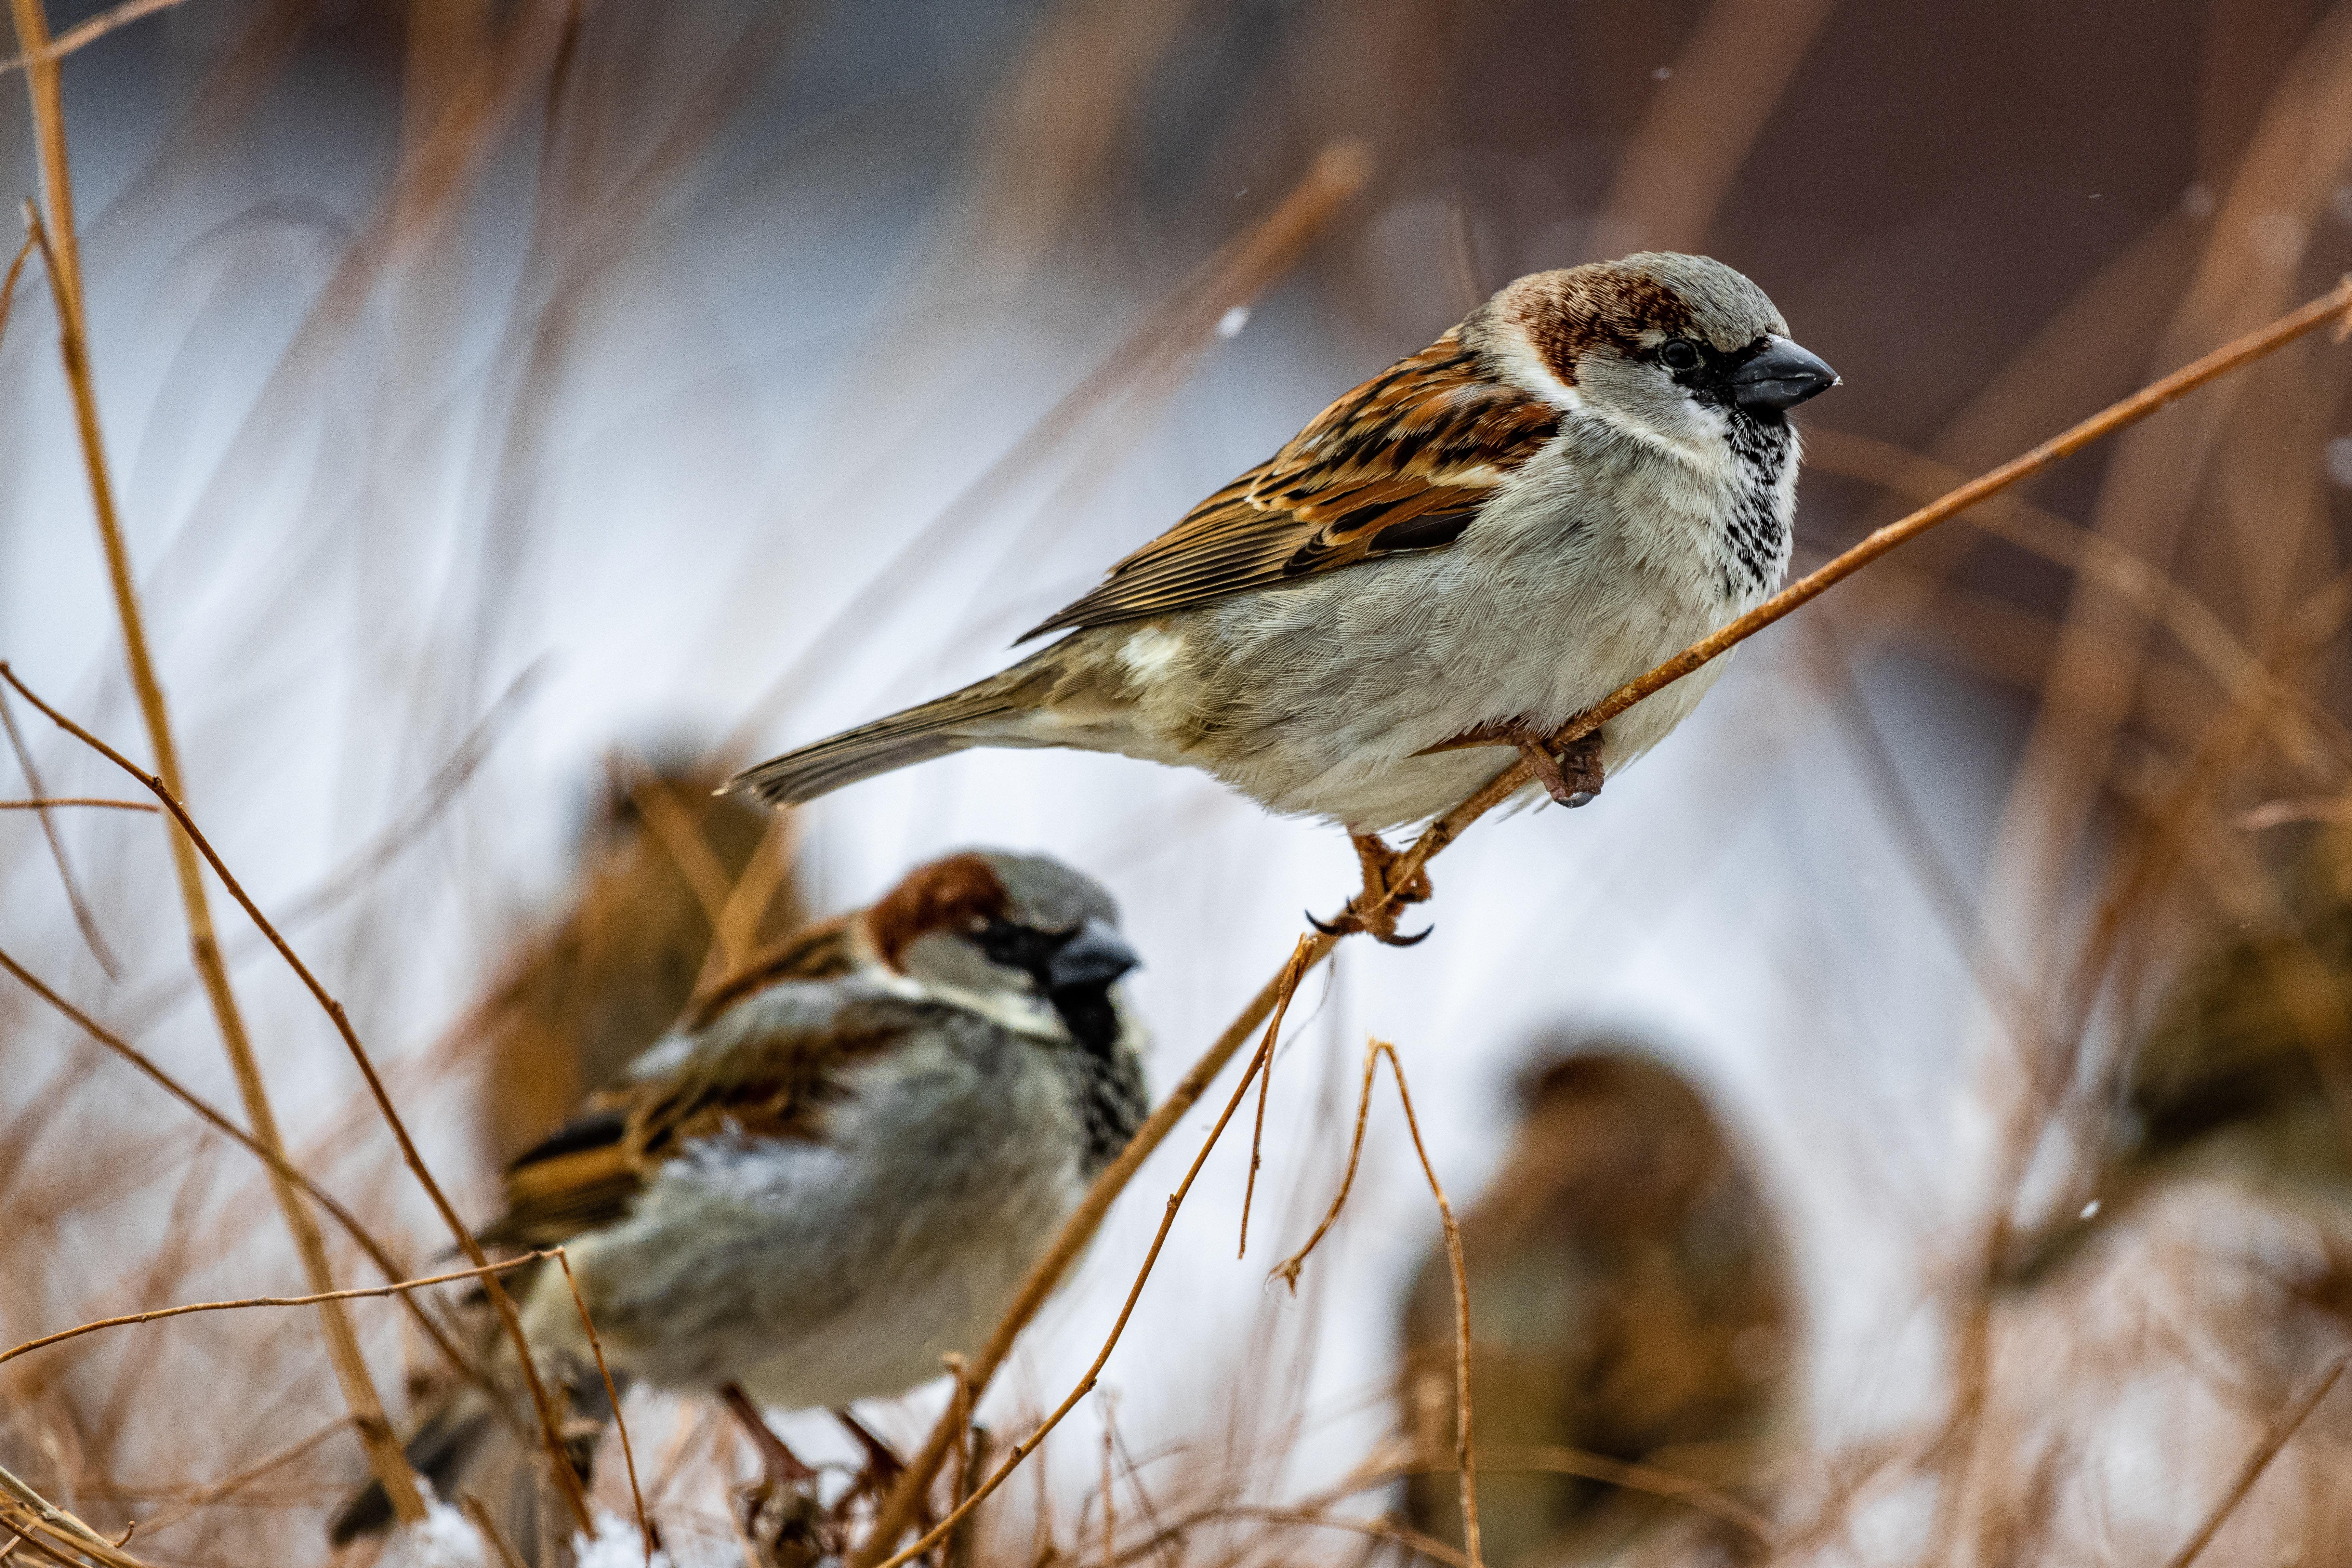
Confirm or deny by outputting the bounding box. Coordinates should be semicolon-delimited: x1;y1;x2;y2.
1474;251;1837;445
866;849;1140;1052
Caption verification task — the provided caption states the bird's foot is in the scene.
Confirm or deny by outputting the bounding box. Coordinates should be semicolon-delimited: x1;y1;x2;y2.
723;1384;831;1559
1418;717;1605;807
828;1407;938;1537
1308;833;1434;947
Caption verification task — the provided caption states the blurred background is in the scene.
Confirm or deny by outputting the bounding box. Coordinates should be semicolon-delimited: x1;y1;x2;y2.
5;0;2352;1563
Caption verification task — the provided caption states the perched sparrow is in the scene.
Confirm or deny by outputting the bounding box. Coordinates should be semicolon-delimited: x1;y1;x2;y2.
729;253;1835;937
1399;1044;1796;1566
331;849;1148;1545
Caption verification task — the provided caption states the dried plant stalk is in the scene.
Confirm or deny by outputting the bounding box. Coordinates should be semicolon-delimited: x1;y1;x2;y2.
2158;1352;2351;1568
0;665;595;1535
555;1249;655;1564
0;1254;551;1371
866;941;1321;1568
6;0;422;1511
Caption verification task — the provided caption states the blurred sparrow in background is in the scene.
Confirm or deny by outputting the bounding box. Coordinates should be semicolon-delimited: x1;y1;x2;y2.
332;850;1147;1551
2004;820;2352;1287
1399;1044;1797;1567
473;759;797;1166
730;252;1836;939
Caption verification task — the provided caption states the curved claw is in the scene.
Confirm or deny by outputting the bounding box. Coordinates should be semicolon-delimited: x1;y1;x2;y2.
1378;923;1435;948
1306;907;1353;936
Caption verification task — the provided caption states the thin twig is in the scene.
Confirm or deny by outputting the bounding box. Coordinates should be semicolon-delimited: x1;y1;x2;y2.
0;942;477;1378
0;0;185;77
1237;943;1313;1257
12;23;423;1510
0;1253;551;1370
1270;1036;1384;1292
0;797;156;811
866;942;1321;1568
555;1248;656;1565
0;229;33;363
1367;1043;1481;1568
853;933;1338;1561
0;664;595;1535
0;1463;157;1568
2158;1351;2350;1568
0;684;121;978
459;1492;532;1568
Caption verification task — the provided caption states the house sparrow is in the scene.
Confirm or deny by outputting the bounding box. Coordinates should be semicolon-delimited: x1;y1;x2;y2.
331;849;1148;1546
727;253;1835;938
1399;1044;1796;1566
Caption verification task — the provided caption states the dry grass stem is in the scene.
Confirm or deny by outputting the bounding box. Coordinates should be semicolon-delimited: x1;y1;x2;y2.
0;942;479;1374
554;1248;655;1564
1237;940;1316;1258
0;685;120;978
0;798;156;811
1270;1033;1385;1292
461;1491;533;1568
0;0;184;77
0;231;32;352
0;1463;156;1568
0;662;596;1533
8;0;425;1507
866;942;1322;1568
2158;1352;2351;1568
854;933;1338;1560
1364;1043;1481;1568
0;1253;553;1371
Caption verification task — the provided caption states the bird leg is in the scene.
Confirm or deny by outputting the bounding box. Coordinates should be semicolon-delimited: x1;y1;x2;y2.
723;1384;819;1488
831;1408;905;1492
828;1408;937;1534
1308;833;1434;947
1418;717;1604;807
723;1382;830;1559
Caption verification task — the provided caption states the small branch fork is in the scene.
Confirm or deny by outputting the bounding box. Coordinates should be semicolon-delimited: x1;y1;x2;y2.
848;277;2352;1567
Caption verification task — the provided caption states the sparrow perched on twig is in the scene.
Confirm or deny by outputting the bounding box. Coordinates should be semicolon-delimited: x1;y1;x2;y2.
331;850;1148;1548
728;253;1835;939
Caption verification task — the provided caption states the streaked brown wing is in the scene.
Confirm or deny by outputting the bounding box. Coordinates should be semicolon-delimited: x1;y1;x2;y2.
1022;332;1559;640
479;984;906;1249
684;913;860;1030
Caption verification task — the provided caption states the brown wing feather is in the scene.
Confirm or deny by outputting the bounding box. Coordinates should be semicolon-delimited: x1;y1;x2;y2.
1022;333;1559;639
684;913;861;1030
481;969;904;1248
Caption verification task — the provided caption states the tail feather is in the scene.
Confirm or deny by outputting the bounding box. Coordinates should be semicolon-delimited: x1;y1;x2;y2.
328;1320;615;1547
726;659;1062;806
328;1391;500;1545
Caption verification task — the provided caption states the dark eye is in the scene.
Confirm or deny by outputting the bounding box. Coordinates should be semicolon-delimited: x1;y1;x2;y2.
976;918;1061;972
1659;339;1701;372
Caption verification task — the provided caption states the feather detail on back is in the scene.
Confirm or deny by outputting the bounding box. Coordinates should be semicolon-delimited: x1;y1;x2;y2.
1021;330;1559;638
480;984;913;1248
